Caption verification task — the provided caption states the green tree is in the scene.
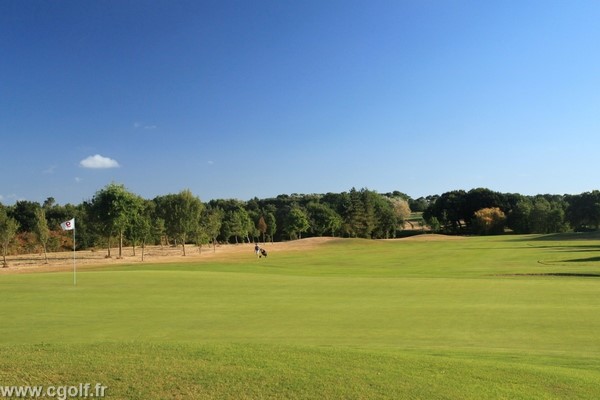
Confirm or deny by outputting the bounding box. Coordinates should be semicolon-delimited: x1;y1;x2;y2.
0;208;19;267
284;206;310;240
529;197;569;234
507;198;533;234
89;183;140;258
426;216;441;232
127;198;153;260
265;212;276;243
223;207;252;244
155;190;204;255
373;196;397;239
200;206;223;252
306;202;342;237
9;200;40;233
409;197;429;212
423;190;468;232
34;207;50;263
344;188;377;238
153;217;167;248
566;191;600;230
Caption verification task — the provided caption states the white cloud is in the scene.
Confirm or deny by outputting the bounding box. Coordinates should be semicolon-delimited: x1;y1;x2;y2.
80;154;120;169
43;165;57;174
75;177;83;183
133;122;157;130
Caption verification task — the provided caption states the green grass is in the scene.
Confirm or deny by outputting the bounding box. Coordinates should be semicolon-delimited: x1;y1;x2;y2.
1;234;600;399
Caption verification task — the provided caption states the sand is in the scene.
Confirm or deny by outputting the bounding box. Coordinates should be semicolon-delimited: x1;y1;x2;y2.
0;237;340;275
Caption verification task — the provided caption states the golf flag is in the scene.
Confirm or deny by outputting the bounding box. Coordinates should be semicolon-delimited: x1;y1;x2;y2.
61;218;75;231
60;218;77;285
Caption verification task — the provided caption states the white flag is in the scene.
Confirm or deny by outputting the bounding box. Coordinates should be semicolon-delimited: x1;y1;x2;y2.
60;218;75;231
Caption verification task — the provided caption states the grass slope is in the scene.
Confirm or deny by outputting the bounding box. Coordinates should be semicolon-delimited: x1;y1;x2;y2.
1;234;600;399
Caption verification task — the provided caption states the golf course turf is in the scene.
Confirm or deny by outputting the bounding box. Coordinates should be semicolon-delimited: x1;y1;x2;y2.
1;234;599;399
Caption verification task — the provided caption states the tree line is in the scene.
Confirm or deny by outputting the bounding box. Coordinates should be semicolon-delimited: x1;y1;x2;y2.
0;184;412;265
422;188;600;235
1;184;600;266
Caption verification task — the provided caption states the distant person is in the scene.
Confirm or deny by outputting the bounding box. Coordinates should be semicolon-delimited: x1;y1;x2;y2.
254;244;260;258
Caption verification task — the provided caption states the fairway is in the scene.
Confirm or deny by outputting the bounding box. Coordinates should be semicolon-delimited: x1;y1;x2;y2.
1;234;600;399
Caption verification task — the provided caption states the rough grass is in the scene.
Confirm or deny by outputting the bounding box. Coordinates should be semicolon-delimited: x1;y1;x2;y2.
1;234;600;399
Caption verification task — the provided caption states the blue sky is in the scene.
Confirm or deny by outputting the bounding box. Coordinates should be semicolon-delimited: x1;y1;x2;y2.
2;1;599;205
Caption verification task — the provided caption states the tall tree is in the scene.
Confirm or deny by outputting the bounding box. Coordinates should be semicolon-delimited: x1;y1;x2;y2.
345;188;378;238
153;217;167;248
265;212;277;243
423;190;468;232
201;206;223;252
0;207;19;267
89;183;140;258
566;191;600;230
155;190;203;255
127;197;152;259
373;196;397;239
284;206;310;240
306;202;342;237
33;207;50;263
223;207;252;244
9;200;40;233
507;198;533;234
529;197;569;234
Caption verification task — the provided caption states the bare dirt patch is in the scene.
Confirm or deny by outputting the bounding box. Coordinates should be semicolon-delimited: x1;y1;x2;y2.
0;237;340;275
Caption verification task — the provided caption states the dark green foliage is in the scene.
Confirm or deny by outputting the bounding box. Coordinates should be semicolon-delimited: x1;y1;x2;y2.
284;206;310;240
408;197;429;212
423;190;468;232
306;202;342;237
265;212;277;242
565;191;600;230
507;199;533;234
89;183;142;257
506;196;569;234
9;200;40;233
7;184;600;259
201;206;223;249
153;190;203;255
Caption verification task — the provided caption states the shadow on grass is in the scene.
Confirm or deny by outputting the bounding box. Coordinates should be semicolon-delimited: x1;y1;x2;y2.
561;256;600;263
502;273;600;278
513;231;600;241
525;245;600;252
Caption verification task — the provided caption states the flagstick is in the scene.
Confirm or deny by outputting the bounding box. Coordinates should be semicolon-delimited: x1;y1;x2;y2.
73;227;76;286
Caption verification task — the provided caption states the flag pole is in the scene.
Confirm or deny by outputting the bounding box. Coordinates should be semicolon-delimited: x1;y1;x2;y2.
73;226;76;286
60;218;76;285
